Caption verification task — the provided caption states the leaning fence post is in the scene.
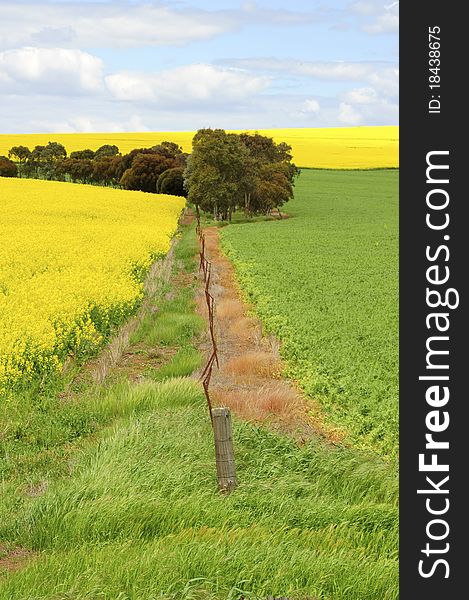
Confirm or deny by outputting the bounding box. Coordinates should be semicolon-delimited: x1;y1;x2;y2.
212;407;237;493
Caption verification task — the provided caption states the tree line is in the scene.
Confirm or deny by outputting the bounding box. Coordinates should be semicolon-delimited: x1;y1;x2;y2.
1;129;299;218
2;141;187;196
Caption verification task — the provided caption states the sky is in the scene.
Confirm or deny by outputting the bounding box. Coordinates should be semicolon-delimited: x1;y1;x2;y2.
0;0;399;133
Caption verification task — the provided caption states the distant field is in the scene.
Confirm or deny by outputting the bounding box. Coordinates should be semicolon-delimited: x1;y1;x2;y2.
0;126;398;169
0;178;184;393
221;169;398;456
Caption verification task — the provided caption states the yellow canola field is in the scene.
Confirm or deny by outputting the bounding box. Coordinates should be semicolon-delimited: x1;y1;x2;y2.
0;178;184;393
0;126;398;169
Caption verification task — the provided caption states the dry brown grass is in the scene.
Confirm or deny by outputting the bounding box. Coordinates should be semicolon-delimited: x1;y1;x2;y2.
213;383;306;424
222;351;282;379
195;292;208;316
229;316;260;342
216;298;245;320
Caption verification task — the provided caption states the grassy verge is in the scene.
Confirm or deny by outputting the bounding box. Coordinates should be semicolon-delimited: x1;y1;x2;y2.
0;221;398;599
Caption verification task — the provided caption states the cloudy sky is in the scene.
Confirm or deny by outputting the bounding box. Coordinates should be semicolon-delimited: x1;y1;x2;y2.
0;0;398;133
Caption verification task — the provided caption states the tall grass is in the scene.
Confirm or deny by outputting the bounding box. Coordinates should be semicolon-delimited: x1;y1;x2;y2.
1;377;397;599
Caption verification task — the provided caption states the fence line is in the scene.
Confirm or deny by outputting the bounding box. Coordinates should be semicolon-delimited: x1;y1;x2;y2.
196;213;219;426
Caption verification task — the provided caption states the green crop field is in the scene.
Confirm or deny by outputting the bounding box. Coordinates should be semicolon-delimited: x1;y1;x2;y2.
221;169;398;457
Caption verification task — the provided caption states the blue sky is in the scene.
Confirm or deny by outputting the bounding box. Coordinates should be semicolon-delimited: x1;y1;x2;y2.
0;0;398;133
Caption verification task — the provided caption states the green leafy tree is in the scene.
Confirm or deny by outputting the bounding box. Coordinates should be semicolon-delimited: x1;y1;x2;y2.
239;132;299;184
152;141;183;158
239;132;299;215
42;141;67;162
120;154;174;192
24;142;67;179
250;163;294;215
8;146;31;177
94;144;119;160
70;149;95;160
156;167;186;196
22;145;44;178
184;129;251;220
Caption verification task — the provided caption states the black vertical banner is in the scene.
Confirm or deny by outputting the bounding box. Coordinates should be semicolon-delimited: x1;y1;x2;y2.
400;3;466;598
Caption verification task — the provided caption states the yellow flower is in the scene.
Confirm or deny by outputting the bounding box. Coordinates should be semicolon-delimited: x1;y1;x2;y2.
0;126;398;169
0;178;184;392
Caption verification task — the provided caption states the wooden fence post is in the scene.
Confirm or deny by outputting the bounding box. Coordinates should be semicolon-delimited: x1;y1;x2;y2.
212;407;237;493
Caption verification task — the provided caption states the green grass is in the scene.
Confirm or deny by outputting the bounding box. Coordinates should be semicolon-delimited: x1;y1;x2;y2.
146;346;203;381
1;377;397;599
129;228;204;380
131;310;203;347
220;169;398;457
0;218;398;599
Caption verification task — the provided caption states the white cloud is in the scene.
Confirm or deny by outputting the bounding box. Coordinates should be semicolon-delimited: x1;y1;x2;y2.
0;50;269;107
43;114;149;134
301;99;321;113
338;102;363;125
105;73;156;103
349;1;399;34
222;58;398;99
0;2;332;50
0;47;103;94
364;12;399;34
338;85;398;125
105;64;269;105
0;3;233;49
368;67;398;96
350;2;380;16
222;58;374;81
342;86;379;104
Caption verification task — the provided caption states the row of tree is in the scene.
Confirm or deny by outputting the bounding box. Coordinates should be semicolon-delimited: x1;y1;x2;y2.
3;141;187;196
2;129;299;217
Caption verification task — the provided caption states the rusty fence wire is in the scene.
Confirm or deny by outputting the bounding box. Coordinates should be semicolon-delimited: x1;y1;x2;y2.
196;214;219;425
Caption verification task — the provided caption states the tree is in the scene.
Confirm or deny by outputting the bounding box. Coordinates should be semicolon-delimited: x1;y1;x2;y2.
151;141;187;167
91;156;122;186
55;158;93;183
152;141;180;157
184;129;299;218
120;153;174;192
184;129;251;220
24;142;67;179
42;141;67;162
0;156;18;177
8;146;31;177
239;132;299;184
94;144;119;160
70;149;95;160
238;132;299;215
117;148;159;180
23;145;46;178
157;167;186;196
249;163;294;215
